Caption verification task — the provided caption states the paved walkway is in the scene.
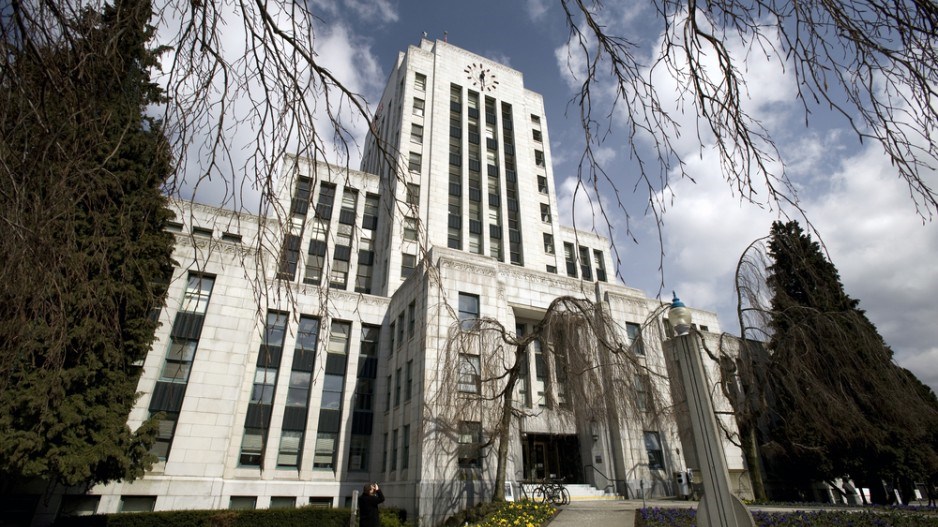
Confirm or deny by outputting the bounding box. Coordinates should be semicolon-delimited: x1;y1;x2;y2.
546;498;890;527
547;499;648;527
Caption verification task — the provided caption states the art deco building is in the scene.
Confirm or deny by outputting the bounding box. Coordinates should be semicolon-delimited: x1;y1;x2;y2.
39;39;750;526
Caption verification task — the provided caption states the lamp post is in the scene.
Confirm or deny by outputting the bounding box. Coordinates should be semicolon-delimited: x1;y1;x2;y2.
667;293;755;527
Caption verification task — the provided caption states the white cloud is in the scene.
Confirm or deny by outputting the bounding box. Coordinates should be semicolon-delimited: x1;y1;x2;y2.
524;0;551;21
554;36;590;92
346;0;399;24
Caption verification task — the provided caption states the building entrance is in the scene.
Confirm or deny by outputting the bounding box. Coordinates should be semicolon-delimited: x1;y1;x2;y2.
520;433;583;483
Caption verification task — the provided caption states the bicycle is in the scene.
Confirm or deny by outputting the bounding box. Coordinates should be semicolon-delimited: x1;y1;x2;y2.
531;477;570;506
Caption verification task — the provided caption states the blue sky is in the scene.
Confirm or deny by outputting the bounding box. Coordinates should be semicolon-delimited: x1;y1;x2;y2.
190;0;938;392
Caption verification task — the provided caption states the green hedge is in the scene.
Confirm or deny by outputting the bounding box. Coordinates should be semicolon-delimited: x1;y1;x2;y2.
53;506;408;527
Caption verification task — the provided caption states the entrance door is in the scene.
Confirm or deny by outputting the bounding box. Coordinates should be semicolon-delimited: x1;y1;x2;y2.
532;441;547;480
522;434;583;482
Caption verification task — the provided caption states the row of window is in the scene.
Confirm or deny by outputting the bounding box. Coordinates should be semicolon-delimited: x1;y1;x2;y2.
84;494;338;515
238;315;376;472
562;243;607;282
381;423;412;473
282;179;379;293
152;279;381;472
165;221;243;243
445;83;524;264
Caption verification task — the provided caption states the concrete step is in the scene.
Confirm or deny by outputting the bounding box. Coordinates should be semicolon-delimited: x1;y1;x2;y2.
565;484;620;501
516;483;622;502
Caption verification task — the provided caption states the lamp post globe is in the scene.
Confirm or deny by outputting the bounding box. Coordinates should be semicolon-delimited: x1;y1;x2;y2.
668;292;692;335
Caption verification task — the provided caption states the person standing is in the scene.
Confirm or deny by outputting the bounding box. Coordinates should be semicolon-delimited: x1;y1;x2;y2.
358;482;385;527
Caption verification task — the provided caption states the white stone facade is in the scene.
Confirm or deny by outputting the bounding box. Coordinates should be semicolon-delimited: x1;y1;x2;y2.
38;39;751;526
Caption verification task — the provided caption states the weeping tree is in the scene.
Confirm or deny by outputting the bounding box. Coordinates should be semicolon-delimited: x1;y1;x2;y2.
425;295;674;502
718;221;938;502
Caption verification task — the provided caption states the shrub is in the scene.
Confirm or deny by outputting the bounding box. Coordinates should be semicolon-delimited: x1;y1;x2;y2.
54;506;351;527
637;507;938;527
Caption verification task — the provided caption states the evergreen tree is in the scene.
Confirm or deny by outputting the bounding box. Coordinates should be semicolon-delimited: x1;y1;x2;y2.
0;0;174;489
762;221;938;501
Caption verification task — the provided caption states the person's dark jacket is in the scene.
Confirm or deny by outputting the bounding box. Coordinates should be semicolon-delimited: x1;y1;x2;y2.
358;488;385;527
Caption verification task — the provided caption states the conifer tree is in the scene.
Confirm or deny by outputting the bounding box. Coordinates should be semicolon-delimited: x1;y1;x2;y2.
762;221;938;501
0;0;174;489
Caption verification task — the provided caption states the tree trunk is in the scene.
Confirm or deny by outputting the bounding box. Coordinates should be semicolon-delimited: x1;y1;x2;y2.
740;423;767;501
493;344;525;501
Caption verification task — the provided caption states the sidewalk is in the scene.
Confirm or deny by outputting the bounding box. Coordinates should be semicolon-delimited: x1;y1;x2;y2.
546;497;880;527
547;500;645;527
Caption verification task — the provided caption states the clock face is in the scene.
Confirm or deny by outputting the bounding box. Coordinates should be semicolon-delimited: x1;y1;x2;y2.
464;62;498;92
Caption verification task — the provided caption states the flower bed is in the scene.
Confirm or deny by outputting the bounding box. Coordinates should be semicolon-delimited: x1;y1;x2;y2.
467;500;557;527
638;507;938;527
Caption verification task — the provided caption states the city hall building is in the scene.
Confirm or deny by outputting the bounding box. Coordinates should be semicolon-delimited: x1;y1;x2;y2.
41;39;749;525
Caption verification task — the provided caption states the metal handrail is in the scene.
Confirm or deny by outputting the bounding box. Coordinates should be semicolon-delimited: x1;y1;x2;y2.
582;464;627;496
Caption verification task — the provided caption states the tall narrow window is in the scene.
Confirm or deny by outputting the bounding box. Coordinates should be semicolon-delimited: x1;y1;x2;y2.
290;176;312;217
385;375;392;411
314;321;350;469
406;360;414;400
402;425;411;469
277;234;301;280
543;233;554;254
401;253;416;278
533;339;547;408
458;293;480;330
412;98;425;117
563;243;577;278
408;152;422;172
330;259;350;290
240;311;287;467
457;354;481;393
339;188;358;226
457;422;482;468
579;246;592;281
151;274;215;460
349;324;379;472
362;194;379;230
407;301;416;338
414;72;426;92
594;249;607;282
537;175;548;193
406;183;420;206
403;217;418;241
626;322;644;355
316;183;336;220
515;324;530;406
382;433;389;473
305;238;327;285
635;373;651;412
277;315;318;468
348;435;370;473
397;314;405;347
643;431;665;470
411;124;424;144
355;237;375;294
